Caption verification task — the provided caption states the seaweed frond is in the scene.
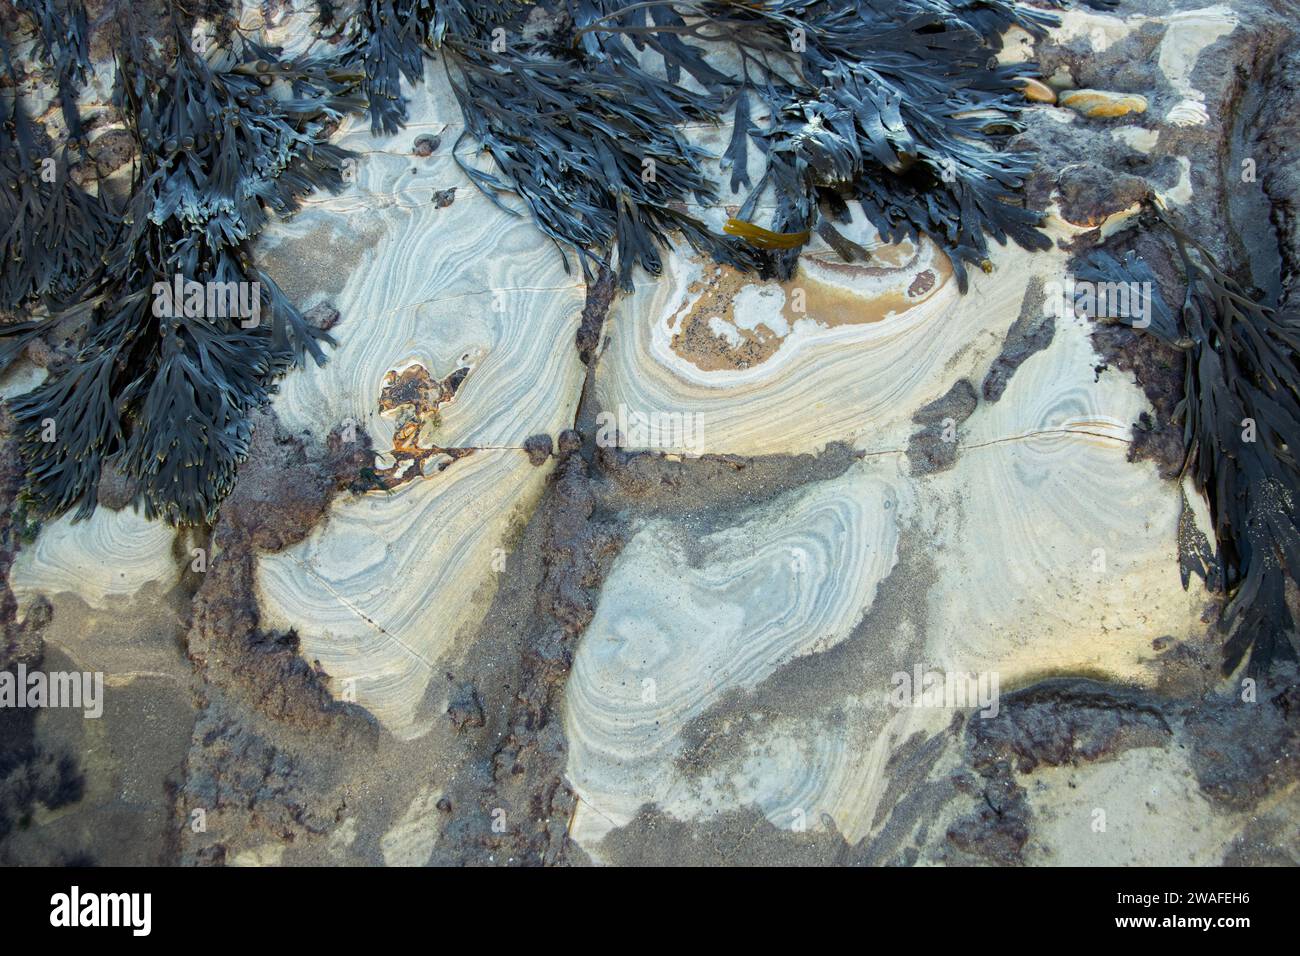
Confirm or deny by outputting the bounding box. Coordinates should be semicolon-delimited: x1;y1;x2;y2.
13;0;94;140
1;14;110;312
332;0;1052;290
0;92;115;311
14;0;91;87
1080;205;1300;674
694;1;1055;288
338;0;435;135
6;14;361;526
445;34;764;287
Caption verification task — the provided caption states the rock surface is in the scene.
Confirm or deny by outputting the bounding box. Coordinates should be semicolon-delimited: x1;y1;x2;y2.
3;0;1299;868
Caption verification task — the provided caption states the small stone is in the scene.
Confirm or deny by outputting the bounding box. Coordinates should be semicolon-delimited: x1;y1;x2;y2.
1059;89;1148;119
302;301;341;331
1016;77;1056;104
86;128;135;179
412;134;441;156
557;430;582;455
96;453;139;510
1056;163;1149;227
446;683;485;730
524;433;553;466
433;187;456;208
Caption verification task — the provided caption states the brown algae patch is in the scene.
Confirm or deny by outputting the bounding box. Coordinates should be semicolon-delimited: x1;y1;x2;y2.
372;360;477;489
667;240;953;372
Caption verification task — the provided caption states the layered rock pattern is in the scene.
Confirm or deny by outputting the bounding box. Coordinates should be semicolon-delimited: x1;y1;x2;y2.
4;0;1298;867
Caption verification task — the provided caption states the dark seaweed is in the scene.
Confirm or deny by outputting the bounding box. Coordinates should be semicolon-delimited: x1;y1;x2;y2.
1075;247;1184;346
2;12;361;525
337;0;434;135
334;0;1052;290
1;5;111;314
1079;206;1300;674
718;1;1056;288
6;0;1056;525
0;94;115;314
337;0;517;135
15;0;90;73
14;0;92;132
445;29;764;287
562;0;1055;287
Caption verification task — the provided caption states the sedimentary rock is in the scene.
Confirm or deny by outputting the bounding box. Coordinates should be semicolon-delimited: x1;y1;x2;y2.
253;62;586;739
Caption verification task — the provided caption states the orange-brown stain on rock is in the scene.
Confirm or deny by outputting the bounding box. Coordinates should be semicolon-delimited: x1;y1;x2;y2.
668;241;952;372
373;362;475;490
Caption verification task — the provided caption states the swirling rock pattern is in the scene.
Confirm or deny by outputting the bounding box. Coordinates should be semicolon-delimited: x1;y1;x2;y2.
253;63;585;739
258;449;549;735
6;0;1276;868
257;88;585;451
10;508;177;612
566;310;1209;854
564;463;906;846
565;3;1229;848
593;209;1091;457
920;309;1206;684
